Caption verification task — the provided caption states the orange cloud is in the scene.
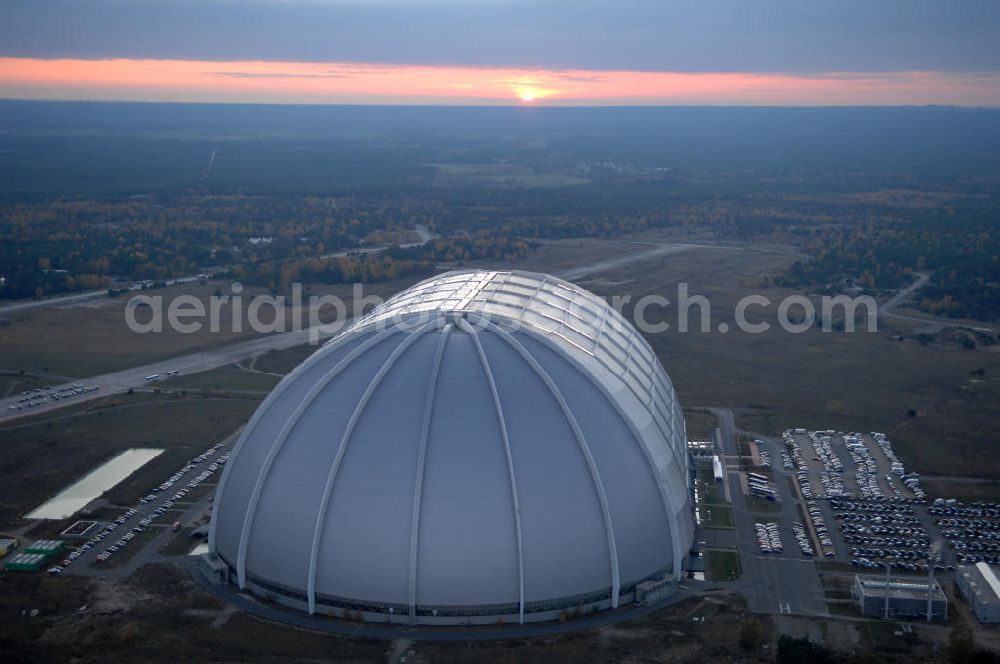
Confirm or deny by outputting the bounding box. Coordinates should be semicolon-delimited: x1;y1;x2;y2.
1;58;998;106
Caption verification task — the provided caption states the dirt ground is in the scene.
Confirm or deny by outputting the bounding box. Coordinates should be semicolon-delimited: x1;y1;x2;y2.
5;562;986;663
1;565;781;664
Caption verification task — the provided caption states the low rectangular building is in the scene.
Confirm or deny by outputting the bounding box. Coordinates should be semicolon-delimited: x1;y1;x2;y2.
635;577;676;605
198;552;230;586
25;539;64;557
688;440;715;460
957;563;1000;624
0;537;18;558
4;552;46;572
854;575;947;621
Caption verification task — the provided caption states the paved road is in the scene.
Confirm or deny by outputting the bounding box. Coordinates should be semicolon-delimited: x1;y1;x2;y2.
558;242;736;282
879;271;996;334
0;275;206;316
320;224;437;259
0;327;327;423
709;407;829;617
0;240;714;424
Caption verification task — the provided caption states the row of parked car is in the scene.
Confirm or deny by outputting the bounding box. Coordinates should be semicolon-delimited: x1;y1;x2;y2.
804;500;836;555
791;522;815;556
943;533;1000;550
819;471;847;498
755;522;782;554
153;443;228;496
937;517;1000;529
10;384;99;411
784;439;819;501
47;508;140;573
758;450;771;469
809;433;845;474
955;553;1000;565
844;434;885;500
929;501;1000;518
841;521;925;537
932;501;1000;564
843;534;930;549
830;499;922;523
851;557;950;573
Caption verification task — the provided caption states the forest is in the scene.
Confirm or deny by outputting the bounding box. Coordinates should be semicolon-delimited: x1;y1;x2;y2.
1;101;998;320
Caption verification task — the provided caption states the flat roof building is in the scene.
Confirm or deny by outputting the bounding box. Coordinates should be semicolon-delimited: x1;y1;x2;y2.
25;539;64;556
854;575;947;621
4;552;46;572
687;441;715;459
957;563;1000;624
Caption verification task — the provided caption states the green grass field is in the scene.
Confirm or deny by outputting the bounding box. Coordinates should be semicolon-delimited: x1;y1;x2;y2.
703;504;735;528
696;467;726;504
706;549;741;581
253;344;317;375
162;365;280;392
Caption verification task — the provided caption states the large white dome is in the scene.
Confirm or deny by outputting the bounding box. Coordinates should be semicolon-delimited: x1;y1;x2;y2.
209;270;693;625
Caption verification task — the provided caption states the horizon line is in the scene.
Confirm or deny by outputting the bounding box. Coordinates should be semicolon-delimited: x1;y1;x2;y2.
3;58;999;107
2;96;998;110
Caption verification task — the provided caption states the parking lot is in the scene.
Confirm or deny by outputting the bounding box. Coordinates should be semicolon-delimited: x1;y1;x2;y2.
48;438;234;575
704;411;995;618
8;383;100;412
747;429;1000;574
772;429;969;575
931;501;1000;566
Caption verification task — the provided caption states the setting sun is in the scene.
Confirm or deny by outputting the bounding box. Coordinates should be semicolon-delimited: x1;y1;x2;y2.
512;83;549;103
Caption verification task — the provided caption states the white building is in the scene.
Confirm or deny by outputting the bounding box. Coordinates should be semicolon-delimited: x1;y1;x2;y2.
854;575;947;621
957;562;1000;623
208;270;694;625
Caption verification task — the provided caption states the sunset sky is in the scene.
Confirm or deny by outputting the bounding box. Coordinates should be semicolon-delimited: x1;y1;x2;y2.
2;0;999;106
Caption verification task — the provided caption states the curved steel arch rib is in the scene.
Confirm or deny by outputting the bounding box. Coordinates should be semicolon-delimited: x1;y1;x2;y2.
458;317;526;624
483;320;622;608
307;320;438;614
407;322;453;623
234;328;401;587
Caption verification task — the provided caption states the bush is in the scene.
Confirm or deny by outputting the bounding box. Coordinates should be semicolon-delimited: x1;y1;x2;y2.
739;618;763;651
776;635;832;664
949;626;975;664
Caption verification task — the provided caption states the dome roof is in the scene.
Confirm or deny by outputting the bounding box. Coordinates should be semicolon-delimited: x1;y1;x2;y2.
209;270;693;624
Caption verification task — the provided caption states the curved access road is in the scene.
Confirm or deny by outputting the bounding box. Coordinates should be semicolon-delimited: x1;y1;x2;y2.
879;272;996;334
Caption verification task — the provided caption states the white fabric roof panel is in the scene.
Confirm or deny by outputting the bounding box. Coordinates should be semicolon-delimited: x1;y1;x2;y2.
210;270;693;624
